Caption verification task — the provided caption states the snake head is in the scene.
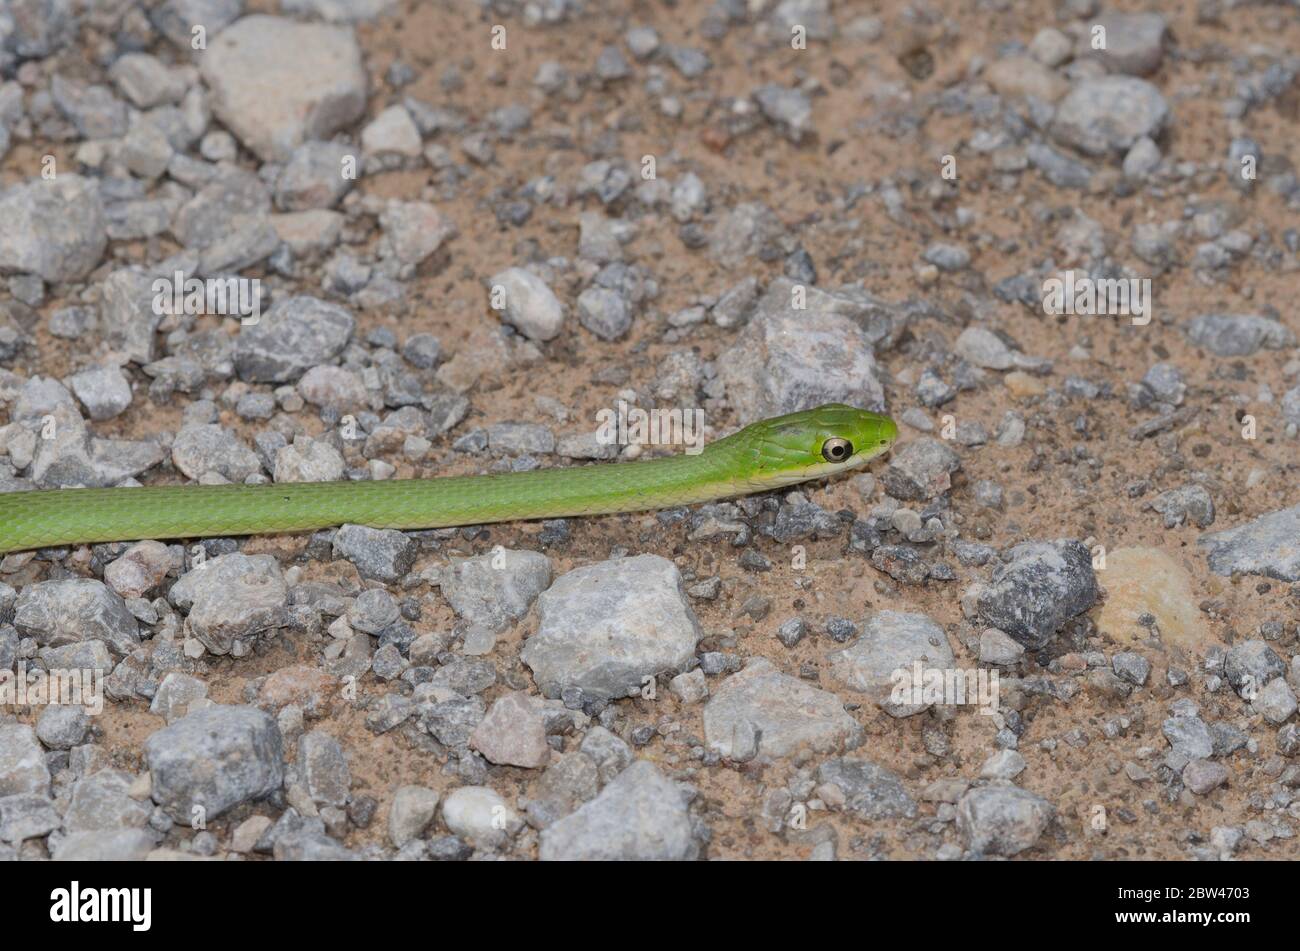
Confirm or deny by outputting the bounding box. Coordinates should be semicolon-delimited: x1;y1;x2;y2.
804;402;898;468
735;402;898;487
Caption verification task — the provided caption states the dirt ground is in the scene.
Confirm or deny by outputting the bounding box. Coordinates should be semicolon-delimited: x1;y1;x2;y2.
2;0;1300;861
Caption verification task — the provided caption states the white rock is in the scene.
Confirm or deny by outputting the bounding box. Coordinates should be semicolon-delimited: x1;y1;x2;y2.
440;786;521;849
200;16;368;162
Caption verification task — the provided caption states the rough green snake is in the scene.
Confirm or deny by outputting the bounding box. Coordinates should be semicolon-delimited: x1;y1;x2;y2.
0;404;897;555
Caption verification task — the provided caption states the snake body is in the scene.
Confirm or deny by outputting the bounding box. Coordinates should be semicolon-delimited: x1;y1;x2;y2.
0;404;897;555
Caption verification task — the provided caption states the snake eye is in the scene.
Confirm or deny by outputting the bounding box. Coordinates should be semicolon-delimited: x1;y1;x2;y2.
821;437;853;463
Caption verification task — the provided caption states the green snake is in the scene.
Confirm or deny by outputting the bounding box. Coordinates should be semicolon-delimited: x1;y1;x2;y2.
0;404;897;555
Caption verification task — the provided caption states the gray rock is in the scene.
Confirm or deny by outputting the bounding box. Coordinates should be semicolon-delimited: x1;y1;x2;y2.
1199;505;1300;582
0;175;106;283
198;217;280;275
881;438;961;501
1142;362;1185;404
1079;12;1166;76
67;366;132;422
275;140;356;211
362;105;422;163
438;549;552;633
14;579;140;658
1026;142;1092;189
333;524;417;582
669;668;709;704
1150;484;1215;529
817;758;916;819
235;296;356;383
34;705;88;749
151;0;242;48
526;752;599;828
149;672;209;723
717;279;886;419
105;198;175;241
754;85;814;142
670;173;707;224
0;724;50;797
200;15;367;162
1183;759;1228;795
64;768;151;831
281;0;397;20
576;287;632;341
48;306;96;341
108;52;190;109
168;553;288;655
522;554;701;701
22;400;165;490
770;0;835;37
557;430;620;460
1163;714;1214;760
53;829;156;861
539;760;696;860
489;267;565;342
979;627;1025;665
172;167;271;249
379;201;456;266
1283;386;1300;429
145;705;284;822
487;422;554;455
1254;677;1297;725
704;658;861;762
980;749;1027;780
298;730;351;807
955;327;1016;369
1123;136;1162;178
388;784;439;847
297;365;367;412
171;424;261;482
1112;652;1151;686
1224;639;1287;697
401;333;441;370
707;202;784;268
577;212;626;263
827;610;955;716
421;695;485;749
625;25;660;60
1;0;74;59
0;793;60;843
51;76;128;139
579;726;633;785
427;658;496;697
594;44;630;81
956;785;1053;856
1184;313;1295;357
99;268;166;365
923;242;971;271
976;540;1100;648
469;691;551;768
273;828;356;860
346;588;399;635
37;643;114;682
1051;77;1168;156
665;44;711;79
274;436;345;483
